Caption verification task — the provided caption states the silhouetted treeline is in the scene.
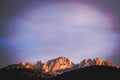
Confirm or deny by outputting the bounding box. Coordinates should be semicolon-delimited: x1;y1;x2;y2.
0;67;54;80
0;65;120;80
51;65;120;80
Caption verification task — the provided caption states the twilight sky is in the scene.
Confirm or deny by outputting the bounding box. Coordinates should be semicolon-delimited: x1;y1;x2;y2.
0;0;120;67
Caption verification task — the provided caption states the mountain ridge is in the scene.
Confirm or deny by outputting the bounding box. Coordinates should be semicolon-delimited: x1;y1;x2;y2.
2;57;119;73
0;57;120;80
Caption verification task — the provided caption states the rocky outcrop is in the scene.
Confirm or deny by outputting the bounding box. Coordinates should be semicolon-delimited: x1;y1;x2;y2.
104;60;115;66
32;57;74;72
42;63;49;72
44;57;74;72
96;58;103;65
20;61;35;68
77;59;96;68
9;57;119;73
76;58;117;68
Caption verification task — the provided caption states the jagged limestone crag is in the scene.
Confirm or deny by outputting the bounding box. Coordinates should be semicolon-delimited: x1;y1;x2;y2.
34;57;74;72
16;57;119;73
77;58;118;68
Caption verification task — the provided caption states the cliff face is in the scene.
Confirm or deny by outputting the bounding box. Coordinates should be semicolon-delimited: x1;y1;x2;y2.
12;57;119;73
34;57;74;72
46;57;74;72
1;57;120;80
77;58;117;68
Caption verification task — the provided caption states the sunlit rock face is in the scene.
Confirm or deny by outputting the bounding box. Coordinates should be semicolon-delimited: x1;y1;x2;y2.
32;57;74;72
21;57;119;71
95;58;103;65
46;57;74;72
4;57;119;74
19;61;35;68
77;58;117;68
42;63;49;72
20;61;26;66
78;59;96;68
18;57;119;73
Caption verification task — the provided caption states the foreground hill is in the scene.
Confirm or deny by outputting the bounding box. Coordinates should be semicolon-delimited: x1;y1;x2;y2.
51;65;120;80
0;66;54;80
0;65;120;80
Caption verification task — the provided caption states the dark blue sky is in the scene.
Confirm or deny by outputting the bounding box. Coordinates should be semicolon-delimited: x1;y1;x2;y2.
0;0;120;68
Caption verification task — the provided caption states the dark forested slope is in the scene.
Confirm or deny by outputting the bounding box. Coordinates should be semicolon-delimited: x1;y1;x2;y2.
51;65;120;80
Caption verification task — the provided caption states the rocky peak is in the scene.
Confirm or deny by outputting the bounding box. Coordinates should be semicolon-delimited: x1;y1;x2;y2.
19;61;35;68
17;57;119;73
32;57;74;72
77;58;117;68
105;60;113;66
95;58;103;65
45;57;74;72
78;59;95;68
2;56;120;76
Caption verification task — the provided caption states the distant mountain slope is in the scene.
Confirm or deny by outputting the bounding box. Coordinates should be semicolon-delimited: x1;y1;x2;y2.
51;65;120;80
